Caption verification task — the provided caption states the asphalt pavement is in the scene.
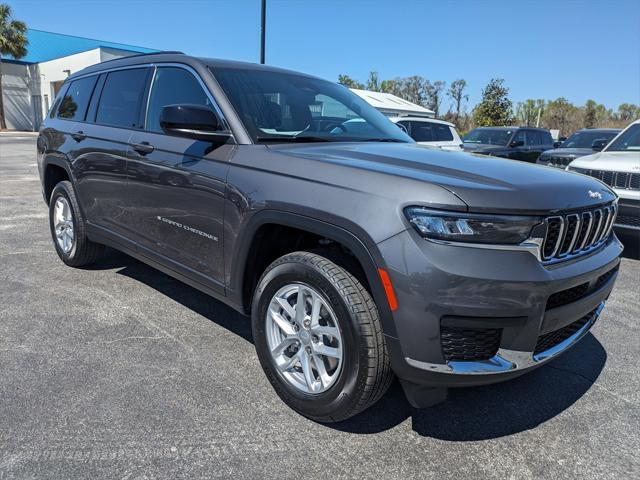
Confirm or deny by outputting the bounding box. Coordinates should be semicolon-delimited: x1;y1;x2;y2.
1;134;639;479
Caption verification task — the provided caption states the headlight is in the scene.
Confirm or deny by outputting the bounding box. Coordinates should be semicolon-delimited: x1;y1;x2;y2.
405;207;542;244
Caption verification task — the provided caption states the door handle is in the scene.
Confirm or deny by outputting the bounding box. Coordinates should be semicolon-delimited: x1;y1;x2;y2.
131;141;154;155
71;131;86;142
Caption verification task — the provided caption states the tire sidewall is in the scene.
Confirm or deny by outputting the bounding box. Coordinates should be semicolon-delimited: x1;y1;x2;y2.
252;257;365;420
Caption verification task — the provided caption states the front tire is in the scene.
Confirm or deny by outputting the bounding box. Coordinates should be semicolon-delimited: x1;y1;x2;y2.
252;251;393;422
49;180;103;267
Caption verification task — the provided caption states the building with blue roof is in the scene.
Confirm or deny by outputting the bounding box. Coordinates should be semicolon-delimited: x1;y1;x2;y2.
1;29;157;131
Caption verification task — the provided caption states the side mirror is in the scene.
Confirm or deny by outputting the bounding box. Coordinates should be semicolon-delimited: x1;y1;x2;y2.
510;140;524;148
553;141;562;148
558;136;567;142
591;139;607;151
160;104;230;141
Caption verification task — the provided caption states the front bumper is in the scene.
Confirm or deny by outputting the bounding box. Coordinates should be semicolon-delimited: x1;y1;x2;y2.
377;228;622;387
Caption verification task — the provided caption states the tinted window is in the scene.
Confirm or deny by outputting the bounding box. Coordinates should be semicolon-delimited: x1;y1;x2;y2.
408;121;454;142
463;128;513;145
57;76;97;121
526;130;541;146
512;130;526;144
146;67;215;132
96;68;148;128
211;66;412;143
561;130;619;148
540;130;553;145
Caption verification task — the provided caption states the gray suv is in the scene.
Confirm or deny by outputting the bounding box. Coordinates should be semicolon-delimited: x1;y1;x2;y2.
37;53;622;422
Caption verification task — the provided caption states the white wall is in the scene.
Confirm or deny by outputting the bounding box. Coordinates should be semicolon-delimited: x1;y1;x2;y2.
1;48;140;131
0;61;39;131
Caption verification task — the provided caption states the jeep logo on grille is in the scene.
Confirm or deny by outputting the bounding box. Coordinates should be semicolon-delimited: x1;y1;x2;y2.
588;190;602;199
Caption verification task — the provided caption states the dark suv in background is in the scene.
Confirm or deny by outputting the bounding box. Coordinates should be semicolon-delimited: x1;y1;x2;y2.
537;128;621;169
463;126;554;162
37;53;622;422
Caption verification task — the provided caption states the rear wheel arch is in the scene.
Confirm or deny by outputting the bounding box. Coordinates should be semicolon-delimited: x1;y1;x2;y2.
230;210;398;338
43;158;73;205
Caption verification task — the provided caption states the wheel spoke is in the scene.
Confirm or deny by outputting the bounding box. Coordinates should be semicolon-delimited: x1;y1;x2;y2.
274;296;296;320
269;309;296;336
312;355;332;388
313;343;341;359
299;350;318;391
277;351;300;372
271;336;297;357
310;292;322;327
295;286;307;325
310;325;339;339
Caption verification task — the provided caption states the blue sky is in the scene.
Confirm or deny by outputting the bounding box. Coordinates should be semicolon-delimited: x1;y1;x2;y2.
9;0;640;112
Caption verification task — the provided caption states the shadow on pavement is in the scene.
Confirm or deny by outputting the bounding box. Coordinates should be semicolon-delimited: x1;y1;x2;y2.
100;249;607;441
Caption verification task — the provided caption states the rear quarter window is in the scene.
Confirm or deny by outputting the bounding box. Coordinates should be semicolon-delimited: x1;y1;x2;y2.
57;76;98;121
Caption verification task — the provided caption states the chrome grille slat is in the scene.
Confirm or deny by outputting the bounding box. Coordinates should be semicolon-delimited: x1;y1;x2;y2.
541;203;615;264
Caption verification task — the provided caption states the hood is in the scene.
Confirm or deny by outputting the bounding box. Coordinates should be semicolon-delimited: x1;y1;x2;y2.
569;150;640;172
462;143;508;154
269;142;616;215
541;148;592;158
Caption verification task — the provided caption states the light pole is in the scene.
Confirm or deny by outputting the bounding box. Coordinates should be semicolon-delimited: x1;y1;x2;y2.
260;0;266;64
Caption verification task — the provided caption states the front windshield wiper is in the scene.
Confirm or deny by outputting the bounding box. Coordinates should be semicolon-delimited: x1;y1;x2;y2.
256;135;330;143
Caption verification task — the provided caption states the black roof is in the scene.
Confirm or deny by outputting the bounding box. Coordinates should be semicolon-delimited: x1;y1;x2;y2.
68;51;318;81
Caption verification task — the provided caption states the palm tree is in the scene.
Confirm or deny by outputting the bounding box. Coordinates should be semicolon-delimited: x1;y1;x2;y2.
0;4;28;129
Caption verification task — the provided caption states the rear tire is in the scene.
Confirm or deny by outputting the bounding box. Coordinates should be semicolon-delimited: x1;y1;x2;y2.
252;251;393;422
49;180;103;267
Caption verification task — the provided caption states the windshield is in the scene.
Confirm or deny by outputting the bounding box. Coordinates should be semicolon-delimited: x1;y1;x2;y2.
605;124;640;152
463;128;513;146
210;66;413;143
561;130;618;149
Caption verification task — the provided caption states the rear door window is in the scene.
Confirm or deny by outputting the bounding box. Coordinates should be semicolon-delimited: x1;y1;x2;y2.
410;121;454;142
96;68;149;128
57;76;98;121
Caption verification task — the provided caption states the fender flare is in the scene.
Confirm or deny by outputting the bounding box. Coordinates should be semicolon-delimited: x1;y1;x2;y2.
228;209;399;338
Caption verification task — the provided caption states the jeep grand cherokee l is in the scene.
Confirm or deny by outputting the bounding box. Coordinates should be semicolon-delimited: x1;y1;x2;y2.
37;53;622;422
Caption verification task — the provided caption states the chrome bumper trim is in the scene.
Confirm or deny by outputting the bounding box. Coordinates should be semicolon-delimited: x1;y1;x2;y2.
405;302;604;375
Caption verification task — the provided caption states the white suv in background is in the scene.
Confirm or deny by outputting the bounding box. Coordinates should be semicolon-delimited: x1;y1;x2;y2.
390;117;463;151
567;119;640;238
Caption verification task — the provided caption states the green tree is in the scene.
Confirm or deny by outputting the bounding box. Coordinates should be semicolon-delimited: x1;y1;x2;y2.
447;79;468;122
472;78;513;126
584;100;598;128
366;71;380;91
616;103;639;122
542;97;581;136
0;3;28;129
515;99;545;126
425;80;446;117
337;74;364;89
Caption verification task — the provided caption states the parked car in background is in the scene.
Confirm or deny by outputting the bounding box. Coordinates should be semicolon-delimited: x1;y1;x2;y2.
537;128;621;169
389;117;463;150
567;120;640;240
462;127;554;162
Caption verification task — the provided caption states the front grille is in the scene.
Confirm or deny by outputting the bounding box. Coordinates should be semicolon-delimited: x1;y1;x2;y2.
615;214;640;228
573;168;640;191
541;203;616;262
534;308;597;355
441;326;501;361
